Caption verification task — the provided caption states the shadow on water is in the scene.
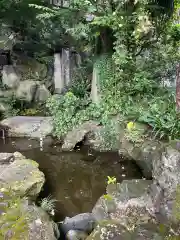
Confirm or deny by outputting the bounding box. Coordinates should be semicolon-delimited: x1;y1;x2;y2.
0;137;143;221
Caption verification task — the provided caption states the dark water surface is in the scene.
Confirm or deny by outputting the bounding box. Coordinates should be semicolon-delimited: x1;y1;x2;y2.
0;137;142;220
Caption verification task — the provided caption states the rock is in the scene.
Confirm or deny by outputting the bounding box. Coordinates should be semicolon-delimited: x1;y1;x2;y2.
92;180;154;228
85;115;124;151
0;152;45;199
1;198;58;240
62;121;99;150
86;221;163;240
16;80;38;102
26;203;59;240
66;230;88;240
92;196;109;221
16;59;47;79
1;116;53;138
119;139;162;179
131;223;163;240
35;84;51;102
85;126;106;151
0;35;14;50
2;65;20;89
149;183;163;214
152;147;180;223
86;220;131;240
0;102;7;113
0;89;14;98
0;152;14;164
60;213;96;235
0;152;14;173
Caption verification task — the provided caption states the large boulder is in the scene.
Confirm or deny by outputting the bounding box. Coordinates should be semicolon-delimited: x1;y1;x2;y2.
85;126;113;151
15;59;47;80
15;80;38;102
0;196;59;240
62;121;99;151
60;213;96;235
0;152;14;164
34;84;51;102
0;152;45;199
0;116;53;138
92;179;154;228
119;138;162;179
86;221;164;240
2;65;20;89
24;202;59;240
151;147;180;223
66;230;88;240
0;152;58;239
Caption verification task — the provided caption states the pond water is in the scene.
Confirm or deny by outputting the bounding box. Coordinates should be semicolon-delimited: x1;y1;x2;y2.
0;137;143;221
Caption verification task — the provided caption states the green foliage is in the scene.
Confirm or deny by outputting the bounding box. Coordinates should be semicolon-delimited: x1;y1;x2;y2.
0;95;20;118
20;108;41;116
138;93;180;140
1;0;179;142
69;62;92;98
0;187;29;239
125;122;145;144
46;92;92;137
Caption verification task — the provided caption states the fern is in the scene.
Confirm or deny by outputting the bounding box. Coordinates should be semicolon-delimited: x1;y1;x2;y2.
40;195;57;214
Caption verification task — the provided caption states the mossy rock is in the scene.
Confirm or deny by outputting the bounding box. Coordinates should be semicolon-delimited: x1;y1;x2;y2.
0;152;45;199
87;220;163;240
15;59;47;80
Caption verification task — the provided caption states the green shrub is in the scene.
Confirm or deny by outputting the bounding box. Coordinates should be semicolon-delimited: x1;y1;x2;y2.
46;92;92;137
138;93;180;140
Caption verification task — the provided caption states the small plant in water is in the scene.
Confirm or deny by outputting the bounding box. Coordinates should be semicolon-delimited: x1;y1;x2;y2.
40;195;57;216
103;194;113;201
107;176;117;185
103;176;116;201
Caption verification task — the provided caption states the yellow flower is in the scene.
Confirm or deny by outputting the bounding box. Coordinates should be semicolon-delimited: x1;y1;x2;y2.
127;121;135;131
107;176;116;185
103;194;113;201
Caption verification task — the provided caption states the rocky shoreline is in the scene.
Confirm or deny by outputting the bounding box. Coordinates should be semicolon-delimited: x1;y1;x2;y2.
1;144;180;239
1;118;180;239
0;152;58;240
61;146;180;239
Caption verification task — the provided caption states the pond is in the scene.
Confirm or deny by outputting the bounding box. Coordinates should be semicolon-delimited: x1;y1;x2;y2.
0;137;143;221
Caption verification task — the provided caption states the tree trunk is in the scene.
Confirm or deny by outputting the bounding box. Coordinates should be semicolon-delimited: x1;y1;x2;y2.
176;63;180;111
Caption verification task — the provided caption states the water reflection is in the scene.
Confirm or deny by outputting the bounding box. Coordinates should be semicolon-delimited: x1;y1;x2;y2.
0;138;142;220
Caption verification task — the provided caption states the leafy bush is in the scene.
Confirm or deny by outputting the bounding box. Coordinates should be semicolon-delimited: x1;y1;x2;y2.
43;0;180;143
46;92;92;137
